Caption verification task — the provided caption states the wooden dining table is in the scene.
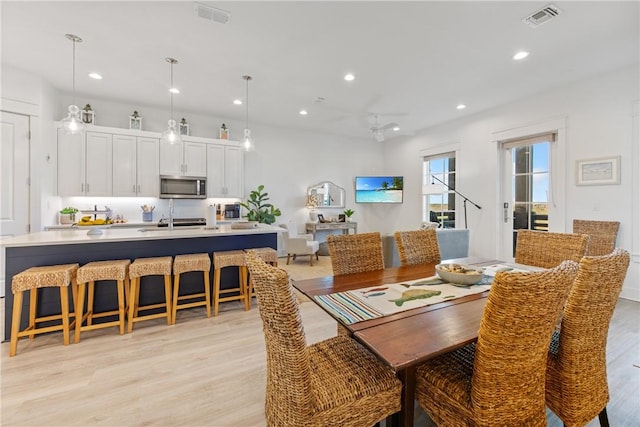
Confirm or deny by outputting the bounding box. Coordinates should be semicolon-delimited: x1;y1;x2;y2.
292;257;502;427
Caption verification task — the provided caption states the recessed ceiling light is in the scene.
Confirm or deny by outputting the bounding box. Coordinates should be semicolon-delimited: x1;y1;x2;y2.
344;73;355;81
456;104;466;110
513;51;530;60
88;72;102;80
233;99;242;105
392;126;400;132
299;110;308;116
169;87;180;94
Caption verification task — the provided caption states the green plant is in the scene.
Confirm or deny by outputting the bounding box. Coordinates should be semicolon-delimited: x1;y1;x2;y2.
60;207;78;214
344;208;354;218
240;185;282;225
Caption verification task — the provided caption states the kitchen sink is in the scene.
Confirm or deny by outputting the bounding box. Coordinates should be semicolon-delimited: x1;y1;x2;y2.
138;225;205;232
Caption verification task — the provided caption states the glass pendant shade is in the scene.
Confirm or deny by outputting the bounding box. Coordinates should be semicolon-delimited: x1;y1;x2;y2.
162;119;181;145
60;33;85;135
163;58;181;145
60;104;85;135
242;75;254;152
243;128;254;152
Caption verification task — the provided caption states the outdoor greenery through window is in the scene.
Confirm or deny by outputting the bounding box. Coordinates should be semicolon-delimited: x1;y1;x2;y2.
422;152;456;228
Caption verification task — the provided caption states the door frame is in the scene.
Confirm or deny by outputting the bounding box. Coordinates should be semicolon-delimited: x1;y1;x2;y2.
492;117;567;261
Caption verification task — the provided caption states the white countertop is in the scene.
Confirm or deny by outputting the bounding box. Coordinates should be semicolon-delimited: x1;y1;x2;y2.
1;224;284;248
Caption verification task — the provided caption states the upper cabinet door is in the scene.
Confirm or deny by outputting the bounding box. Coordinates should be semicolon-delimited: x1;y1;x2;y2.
224;146;244;198
112;134;137;197
159;139;183;176
57;129;86;196
206;144;225;197
85;132;113;196
183;141;207;177
136;137;159;196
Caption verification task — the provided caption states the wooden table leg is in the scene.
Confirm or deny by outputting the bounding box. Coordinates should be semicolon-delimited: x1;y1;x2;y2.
398;366;416;427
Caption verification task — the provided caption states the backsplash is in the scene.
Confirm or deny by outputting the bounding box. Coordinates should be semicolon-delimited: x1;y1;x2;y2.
49;196;241;227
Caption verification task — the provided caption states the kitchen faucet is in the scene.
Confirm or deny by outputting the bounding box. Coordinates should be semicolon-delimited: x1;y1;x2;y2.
168;198;174;230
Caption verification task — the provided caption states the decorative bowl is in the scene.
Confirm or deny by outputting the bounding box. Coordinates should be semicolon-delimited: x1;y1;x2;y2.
435;263;484;285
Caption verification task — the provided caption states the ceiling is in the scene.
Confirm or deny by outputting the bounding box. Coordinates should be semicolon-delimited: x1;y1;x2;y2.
2;1;638;141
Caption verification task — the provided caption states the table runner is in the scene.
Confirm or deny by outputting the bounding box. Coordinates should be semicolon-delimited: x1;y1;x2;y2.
314;263;540;325
314;275;492;325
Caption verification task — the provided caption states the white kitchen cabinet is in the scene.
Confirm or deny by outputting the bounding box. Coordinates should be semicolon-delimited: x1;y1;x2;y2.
57;129;84;196
207;144;244;198
113;135;159;197
57;130;112;196
159;140;207;177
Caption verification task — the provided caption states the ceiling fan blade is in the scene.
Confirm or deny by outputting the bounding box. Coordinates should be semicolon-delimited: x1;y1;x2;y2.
381;122;399;131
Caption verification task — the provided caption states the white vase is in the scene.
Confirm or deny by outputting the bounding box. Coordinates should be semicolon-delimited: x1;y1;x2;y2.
309;210;318;223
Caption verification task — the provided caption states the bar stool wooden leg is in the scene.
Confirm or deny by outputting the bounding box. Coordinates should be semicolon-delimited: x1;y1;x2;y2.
127;277;138;333
171;273;181;325
28;288;37;340
204;271;212;318
163;275;173;325
87;281;95;326
213;268;221;317
9;291;24;357
117;278;126;335
75;283;86;344
60;286;70;346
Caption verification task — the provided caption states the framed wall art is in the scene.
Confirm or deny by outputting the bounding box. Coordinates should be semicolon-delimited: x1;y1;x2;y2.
576;156;620;186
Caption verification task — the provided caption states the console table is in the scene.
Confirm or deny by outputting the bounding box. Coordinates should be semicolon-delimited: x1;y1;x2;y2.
306;221;357;239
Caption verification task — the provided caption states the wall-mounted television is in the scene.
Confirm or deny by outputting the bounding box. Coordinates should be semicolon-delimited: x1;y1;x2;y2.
355;176;404;204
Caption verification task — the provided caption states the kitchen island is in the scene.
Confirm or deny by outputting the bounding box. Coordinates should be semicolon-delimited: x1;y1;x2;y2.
2;224;282;341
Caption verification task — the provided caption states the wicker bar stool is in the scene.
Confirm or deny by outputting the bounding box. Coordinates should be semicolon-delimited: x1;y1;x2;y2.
75;259;130;343
172;253;211;324
128;256;173;332
212;250;248;316
9;263;79;357
244;247;277;307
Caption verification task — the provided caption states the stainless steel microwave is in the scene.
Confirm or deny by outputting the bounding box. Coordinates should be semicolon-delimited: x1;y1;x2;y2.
159;175;207;199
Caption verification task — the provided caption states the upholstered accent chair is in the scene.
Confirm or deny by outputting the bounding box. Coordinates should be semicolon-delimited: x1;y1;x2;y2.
280;221;320;266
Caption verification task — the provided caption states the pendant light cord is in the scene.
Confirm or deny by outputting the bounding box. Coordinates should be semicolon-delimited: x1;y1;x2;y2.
170;61;174;121
72;38;76;105
245;77;249;130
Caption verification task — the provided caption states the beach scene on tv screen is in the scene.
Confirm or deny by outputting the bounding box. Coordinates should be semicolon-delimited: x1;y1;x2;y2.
355;176;403;203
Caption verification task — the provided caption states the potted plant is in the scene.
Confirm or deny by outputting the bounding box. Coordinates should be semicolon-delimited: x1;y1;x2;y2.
240;185;282;225
343;208;354;222
59;207;78;224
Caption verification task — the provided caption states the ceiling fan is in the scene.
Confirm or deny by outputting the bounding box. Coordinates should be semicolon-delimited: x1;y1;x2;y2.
369;114;400;142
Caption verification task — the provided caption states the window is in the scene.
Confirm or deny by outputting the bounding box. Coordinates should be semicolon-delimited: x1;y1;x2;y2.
422;152;456;228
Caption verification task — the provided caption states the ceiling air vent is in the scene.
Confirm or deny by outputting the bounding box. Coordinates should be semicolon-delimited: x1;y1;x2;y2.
194;2;231;24
522;4;562;28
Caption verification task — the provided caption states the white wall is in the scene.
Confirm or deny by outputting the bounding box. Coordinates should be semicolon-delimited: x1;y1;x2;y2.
380;65;639;300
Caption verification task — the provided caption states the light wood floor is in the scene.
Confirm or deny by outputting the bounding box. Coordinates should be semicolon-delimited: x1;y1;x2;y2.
1;256;638;426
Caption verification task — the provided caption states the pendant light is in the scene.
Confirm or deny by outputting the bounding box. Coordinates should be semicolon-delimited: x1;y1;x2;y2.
162;57;182;145
60;34;85;135
242;75;254;152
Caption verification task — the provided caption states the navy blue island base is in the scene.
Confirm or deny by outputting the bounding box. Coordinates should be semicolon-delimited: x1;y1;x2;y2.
3;231;277;341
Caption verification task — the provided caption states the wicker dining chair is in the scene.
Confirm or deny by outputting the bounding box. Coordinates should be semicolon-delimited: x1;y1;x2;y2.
327;232;384;276
415;260;579;426
546;248;630;427
514;229;589;268
394;229;441;266
245;252;402;426
572;219;620;256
